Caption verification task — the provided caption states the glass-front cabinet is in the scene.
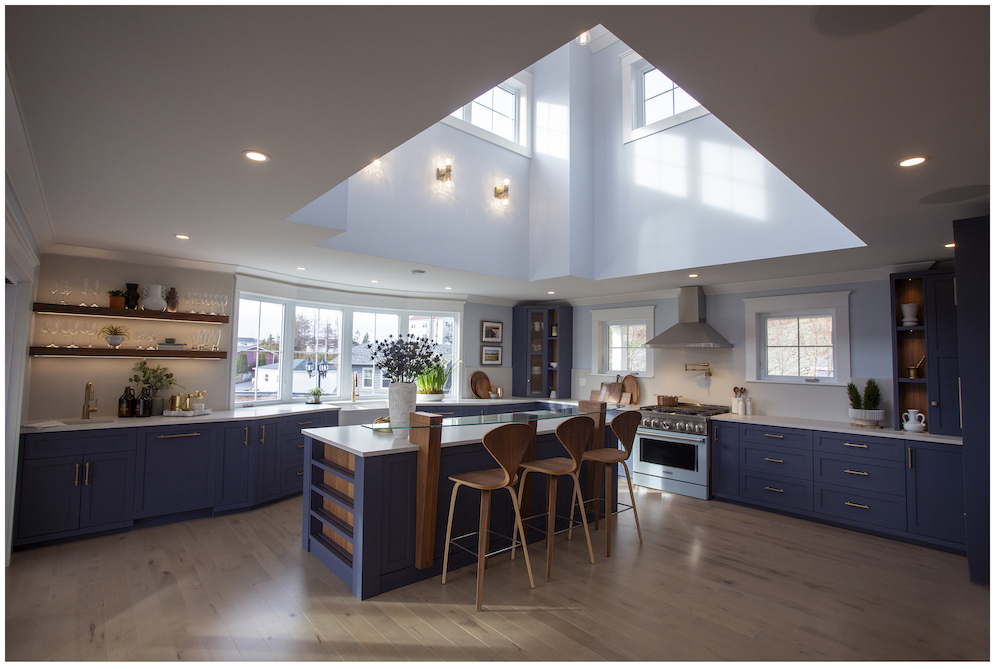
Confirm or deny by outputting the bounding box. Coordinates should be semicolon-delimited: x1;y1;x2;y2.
513;304;572;398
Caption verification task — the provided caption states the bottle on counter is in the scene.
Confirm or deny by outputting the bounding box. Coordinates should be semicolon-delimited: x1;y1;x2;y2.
118;386;135;417
737;397;746;416
744;398;753;415
135;386;152;417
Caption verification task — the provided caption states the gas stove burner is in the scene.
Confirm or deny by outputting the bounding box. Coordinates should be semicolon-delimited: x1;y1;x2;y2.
640;403;730;417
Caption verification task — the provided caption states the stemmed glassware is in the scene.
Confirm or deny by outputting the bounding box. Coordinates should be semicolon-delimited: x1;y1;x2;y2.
38;319;52;347
83;321;97;348
49;280;60;303
207;294;218;316
90;280;100;308
67;320;80;348
213;328;222;351
219;295;229;316
59;280;71;305
184;291;194;314
79;280;89;307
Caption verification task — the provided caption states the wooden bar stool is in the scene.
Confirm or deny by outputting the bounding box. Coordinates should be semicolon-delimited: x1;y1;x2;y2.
513;415;595;581
573;410;643;557
441;422;535;611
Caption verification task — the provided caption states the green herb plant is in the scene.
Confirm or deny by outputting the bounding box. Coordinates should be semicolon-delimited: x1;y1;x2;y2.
416;361;456;394
99;324;129;338
847;378;882;410
130;359;182;396
107;289;126;297
308;387;324;398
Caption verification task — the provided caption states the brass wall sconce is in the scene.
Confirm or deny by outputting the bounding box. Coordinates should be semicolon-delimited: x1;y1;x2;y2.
494;177;510;202
436;157;453;189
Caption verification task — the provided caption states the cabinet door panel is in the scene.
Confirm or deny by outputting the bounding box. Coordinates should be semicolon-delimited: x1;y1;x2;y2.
217;422;251;508
80;451;135;528
711;422;740;497
906;441;966;544
280;461;306;496
17;455;82;538
136;429;215;518
924;273;961;436
256;419;282;500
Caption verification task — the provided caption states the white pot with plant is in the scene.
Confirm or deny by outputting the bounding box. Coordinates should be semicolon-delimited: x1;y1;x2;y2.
416;360;458;403
847;378;885;428
369;335;442;436
306;387;324;404
100;324;130;349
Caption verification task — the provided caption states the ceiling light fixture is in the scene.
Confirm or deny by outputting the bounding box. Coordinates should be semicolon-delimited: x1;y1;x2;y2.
444;286;452;290
244;150;270;162
944;243;956;248
175;234;189;240
688;273;698;278
547;291;555;295
296;266;306;271
899;156;926;167
577;31;591;45
370;279;379;283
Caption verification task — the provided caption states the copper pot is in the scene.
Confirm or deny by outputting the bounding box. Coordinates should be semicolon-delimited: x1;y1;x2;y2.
657;395;679;406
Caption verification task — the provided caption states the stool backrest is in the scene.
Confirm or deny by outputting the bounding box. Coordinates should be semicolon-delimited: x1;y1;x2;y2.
610;410;642;458
555;415;596;470
482;422;535;487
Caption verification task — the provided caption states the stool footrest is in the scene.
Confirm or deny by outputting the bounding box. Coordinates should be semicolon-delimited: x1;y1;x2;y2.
448;528;525;561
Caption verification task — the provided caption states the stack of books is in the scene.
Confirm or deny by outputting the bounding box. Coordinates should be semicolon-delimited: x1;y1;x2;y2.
157;342;188;351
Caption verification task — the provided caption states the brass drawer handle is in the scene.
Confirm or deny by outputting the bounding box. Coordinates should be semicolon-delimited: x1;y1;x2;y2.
844;469;869;476
843;442;868;448
84;462;90;485
157;432;201;439
764;457;784;463
297;471;303;476
261;425;265;443
74;463;80;486
844;501;870;509
298;420;313;425
764;433;784;439
764;486;784;493
297;444;304;448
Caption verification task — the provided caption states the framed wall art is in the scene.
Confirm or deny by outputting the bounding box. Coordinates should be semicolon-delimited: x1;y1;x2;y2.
481;320;502;343
480;345;502;366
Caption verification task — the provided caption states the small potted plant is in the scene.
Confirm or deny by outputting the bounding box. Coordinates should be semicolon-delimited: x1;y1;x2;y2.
130;359;182;416
107;289;126;309
847;378;884;428
416;360;457;402
99;324;129;348
306;386;324;404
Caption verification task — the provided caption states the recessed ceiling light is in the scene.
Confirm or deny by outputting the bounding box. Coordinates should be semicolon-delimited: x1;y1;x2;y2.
444;286;452;290
296;266;306;271
688;273;699;278
244;150;270;162
944;243;956;248
370;279;379;283
547;291;556;295
174;234;189;240
899;156;926;167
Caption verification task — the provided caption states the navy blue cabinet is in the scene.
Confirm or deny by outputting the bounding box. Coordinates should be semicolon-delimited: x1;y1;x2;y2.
134;426;216;518
255;418;282;501
711;422;740;497
16;429;136;543
512;304;572;398
216;421;252;510
906;440;966;545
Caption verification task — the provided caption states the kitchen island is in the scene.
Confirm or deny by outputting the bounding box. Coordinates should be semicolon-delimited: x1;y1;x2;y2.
300;404;615;600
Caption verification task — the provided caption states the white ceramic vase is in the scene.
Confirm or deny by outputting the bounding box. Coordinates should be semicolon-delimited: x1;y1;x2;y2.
142;284;167;311
387;381;417;437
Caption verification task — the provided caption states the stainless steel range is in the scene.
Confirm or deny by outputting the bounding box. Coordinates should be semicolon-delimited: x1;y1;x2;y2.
632;403;730;500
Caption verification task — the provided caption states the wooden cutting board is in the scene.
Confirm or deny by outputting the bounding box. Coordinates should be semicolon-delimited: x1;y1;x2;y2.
621;374;639;405
606;375;623;403
475;377;493;399
470;371;489;399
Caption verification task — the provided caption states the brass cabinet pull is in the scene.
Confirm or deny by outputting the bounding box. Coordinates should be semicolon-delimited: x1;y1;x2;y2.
714;425;718;440
84;462;90;485
261;425;266;443
908;447;913;469
764;433;784;439
931;401;938;407
298;420;313;425
844;469;869;476
297;444;304;448
244;426;248;445
843;442;868;448
74;463;80;486
157;432;201;439
764;457;784;463
764;486;784;493
297;471;303;476
845;501;870;509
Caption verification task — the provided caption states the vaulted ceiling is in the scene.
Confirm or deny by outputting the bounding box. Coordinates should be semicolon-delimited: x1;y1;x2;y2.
6;6;988;302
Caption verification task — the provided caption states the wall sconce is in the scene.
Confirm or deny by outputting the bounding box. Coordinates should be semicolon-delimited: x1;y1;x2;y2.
364;157;384;179
436;156;454;190
577;30;591;46
494;177;510;203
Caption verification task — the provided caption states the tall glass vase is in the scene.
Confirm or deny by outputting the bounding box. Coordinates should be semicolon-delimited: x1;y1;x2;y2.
387;381;417;438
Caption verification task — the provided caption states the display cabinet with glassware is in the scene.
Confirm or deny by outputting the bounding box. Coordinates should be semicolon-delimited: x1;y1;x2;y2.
512;304;572;398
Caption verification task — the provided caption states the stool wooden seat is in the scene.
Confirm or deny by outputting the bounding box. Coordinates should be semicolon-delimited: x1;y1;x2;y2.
514;415;596;581
441;422;535;611
576;410;642;557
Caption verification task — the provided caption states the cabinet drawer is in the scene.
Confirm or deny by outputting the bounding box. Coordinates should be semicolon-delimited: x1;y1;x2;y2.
280;461;306;495
814;484;906;531
813;431;903;462
280;435;307;465
740;443;812;478
23;429;134;459
740;472;812;511
813;452;905;496
281;412;334;437
740;425;811;450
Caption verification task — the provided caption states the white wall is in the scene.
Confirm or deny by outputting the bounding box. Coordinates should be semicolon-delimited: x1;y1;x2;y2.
28;254;234;418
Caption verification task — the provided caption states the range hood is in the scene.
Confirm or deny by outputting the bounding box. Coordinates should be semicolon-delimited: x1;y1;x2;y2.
645;286;733;349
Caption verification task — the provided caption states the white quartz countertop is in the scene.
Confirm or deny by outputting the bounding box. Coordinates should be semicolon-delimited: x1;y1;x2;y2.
712;413;962;445
303;414;578;458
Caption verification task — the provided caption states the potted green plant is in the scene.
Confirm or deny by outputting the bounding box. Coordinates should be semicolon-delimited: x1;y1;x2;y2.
107;289;126;309
847;378;884;427
130;359;183;416
99;323;129;348
415;360;457;402
368;334;442;435
306;386;324;404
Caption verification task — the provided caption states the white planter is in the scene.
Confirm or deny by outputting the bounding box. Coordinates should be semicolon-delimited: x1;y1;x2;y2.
416;392;444;403
105;335;125;349
387;381;417;437
848;408;885;427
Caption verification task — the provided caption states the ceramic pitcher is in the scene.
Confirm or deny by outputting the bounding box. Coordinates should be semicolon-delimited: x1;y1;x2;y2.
901;408;926;432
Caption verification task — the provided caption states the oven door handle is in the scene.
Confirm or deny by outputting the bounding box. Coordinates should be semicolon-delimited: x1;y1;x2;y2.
636;429;707;444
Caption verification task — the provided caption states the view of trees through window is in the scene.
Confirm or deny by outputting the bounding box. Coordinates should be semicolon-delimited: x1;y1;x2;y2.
766;315;834;377
293;307;341;397
235;298;284;401
410;314;456;393
608;323;647;373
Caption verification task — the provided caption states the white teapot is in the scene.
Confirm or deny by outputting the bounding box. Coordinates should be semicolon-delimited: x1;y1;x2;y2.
901;408;926;433
141;284;167;312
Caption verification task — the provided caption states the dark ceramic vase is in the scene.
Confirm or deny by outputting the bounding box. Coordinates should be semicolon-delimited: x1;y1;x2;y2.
124;283;141;310
166;287;180;313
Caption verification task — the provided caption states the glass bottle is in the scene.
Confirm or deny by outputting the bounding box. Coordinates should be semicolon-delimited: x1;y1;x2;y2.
135;386;152;417
118;387;135;417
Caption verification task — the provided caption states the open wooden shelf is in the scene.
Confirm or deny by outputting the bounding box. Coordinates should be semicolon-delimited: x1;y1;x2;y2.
33;302;229;324
29;347;226;359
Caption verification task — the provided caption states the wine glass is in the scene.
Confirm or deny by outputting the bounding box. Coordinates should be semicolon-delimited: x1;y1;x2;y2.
90;280;100;308
67;320;80;348
207;294;218;316
219;295;229;316
79;279;89;306
213;328;222;351
37;319;50;347
197;293;207;315
84;321;97;348
49;280;59;302
147;332;158;350
184;291;194;314
135;329;145;350
59;280;71;305
46;319;59;347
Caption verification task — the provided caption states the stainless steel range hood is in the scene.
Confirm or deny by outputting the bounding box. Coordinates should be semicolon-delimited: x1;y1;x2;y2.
645;286;733;349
